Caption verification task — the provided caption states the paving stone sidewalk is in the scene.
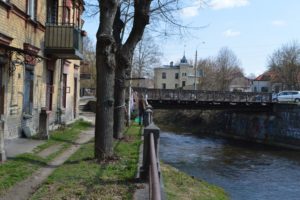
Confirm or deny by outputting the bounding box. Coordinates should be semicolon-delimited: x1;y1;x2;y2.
0;128;94;200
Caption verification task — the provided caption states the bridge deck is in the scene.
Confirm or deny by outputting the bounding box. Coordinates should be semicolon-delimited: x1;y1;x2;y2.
134;88;274;112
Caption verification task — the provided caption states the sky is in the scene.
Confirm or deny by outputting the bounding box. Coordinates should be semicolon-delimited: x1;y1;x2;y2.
83;0;300;77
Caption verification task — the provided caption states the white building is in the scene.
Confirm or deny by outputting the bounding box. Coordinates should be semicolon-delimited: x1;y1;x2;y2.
154;56;196;89
251;71;282;93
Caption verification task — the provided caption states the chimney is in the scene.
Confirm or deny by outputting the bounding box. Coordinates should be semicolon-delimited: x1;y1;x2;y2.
170;61;173;67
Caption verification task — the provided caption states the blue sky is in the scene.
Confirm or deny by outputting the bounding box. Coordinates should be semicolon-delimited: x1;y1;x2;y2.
83;0;300;77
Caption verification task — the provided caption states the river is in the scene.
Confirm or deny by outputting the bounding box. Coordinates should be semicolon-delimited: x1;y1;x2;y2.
159;130;300;200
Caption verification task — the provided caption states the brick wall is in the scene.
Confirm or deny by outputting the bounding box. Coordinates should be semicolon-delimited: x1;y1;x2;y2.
1;0;81;139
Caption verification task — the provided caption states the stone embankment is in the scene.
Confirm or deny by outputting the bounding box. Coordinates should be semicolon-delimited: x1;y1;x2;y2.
154;104;300;150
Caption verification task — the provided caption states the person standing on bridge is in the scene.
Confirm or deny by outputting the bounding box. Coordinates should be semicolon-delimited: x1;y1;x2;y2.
138;94;146;125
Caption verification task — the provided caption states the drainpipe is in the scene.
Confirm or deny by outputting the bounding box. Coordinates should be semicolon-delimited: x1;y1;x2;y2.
56;59;64;124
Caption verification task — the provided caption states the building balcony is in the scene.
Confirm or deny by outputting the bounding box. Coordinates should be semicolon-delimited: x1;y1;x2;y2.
45;24;83;60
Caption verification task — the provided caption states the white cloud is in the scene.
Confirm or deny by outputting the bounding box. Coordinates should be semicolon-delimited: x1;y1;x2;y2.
223;29;241;37
181;6;200;18
271;20;286;27
180;1;202;18
210;0;250;10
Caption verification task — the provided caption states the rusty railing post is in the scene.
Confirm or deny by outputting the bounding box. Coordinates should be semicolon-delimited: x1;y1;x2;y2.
143;106;153;127
149;133;161;200
140;123;160;179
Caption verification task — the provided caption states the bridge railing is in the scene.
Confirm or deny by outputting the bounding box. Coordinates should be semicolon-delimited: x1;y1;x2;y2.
134;88;272;103
140;106;165;200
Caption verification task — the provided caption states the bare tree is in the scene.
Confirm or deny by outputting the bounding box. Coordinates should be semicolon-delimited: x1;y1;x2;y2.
196;58;218;90
95;0;119;160
94;0;204;160
113;0;195;139
268;41;300;90
82;36;96;89
214;47;243;91
196;48;244;91
132;32;162;85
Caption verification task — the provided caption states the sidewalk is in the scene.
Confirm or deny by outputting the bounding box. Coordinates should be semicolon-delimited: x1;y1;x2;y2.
4;112;95;159
4;138;45;158
0;128;94;200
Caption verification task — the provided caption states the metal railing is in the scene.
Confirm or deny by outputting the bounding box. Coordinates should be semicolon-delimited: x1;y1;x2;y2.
45;24;83;53
140;106;165;200
149;132;161;200
133;88;273;103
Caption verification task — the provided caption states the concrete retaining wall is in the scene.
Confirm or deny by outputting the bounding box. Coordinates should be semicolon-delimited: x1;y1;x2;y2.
213;104;300;149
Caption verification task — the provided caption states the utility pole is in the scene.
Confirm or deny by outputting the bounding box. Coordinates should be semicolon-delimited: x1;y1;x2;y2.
194;50;198;90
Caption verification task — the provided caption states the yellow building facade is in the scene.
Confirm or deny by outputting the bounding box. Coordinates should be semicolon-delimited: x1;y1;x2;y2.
0;0;85;161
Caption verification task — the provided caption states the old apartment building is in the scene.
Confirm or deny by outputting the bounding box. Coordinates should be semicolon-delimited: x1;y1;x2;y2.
154;55;196;89
0;0;85;161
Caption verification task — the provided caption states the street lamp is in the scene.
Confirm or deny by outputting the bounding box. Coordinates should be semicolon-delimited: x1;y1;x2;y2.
194;41;205;90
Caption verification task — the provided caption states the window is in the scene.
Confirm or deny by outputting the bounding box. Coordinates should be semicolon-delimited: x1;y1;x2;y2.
182;72;186;77
197;69;203;77
162;72;166;79
162;83;166;89
46;70;54;111
62;74;67;108
27;0;36;20
175;84;178;89
261;87;268;92
23;66;34;114
175;73;179;79
47;0;58;24
182;81;186;87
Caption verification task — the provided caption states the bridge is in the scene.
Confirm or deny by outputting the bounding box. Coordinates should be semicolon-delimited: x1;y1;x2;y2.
133;88;274;112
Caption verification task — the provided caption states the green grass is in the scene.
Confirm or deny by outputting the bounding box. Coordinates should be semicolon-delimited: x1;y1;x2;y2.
30;124;142;200
0;120;92;195
162;163;229;200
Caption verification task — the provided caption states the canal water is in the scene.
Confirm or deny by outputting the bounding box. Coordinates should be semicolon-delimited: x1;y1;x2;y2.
159;130;300;200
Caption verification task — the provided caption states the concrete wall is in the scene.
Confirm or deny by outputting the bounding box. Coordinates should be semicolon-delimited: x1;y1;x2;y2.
179;64;195;88
154;63;195;89
251;80;271;92
154;68;180;89
213;104;300;149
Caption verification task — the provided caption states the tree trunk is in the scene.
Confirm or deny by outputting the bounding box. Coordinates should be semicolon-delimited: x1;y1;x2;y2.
95;0;119;161
113;64;126;139
112;0;152;139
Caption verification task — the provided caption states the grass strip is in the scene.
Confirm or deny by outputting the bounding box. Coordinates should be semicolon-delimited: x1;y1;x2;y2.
0;120;92;195
30;124;142;200
161;163;229;200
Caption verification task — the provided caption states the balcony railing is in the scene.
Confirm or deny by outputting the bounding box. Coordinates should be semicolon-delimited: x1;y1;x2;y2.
45;23;83;60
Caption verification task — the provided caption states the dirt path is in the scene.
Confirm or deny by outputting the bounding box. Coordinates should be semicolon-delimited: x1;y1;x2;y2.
0;128;94;200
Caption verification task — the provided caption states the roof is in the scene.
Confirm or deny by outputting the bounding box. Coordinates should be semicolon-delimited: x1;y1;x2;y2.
254;70;279;81
180;55;188;64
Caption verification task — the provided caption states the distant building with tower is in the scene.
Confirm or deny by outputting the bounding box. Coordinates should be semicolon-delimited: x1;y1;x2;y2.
154;55;196;89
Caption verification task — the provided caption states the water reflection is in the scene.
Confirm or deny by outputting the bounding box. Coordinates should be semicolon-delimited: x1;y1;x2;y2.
159;131;300;200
